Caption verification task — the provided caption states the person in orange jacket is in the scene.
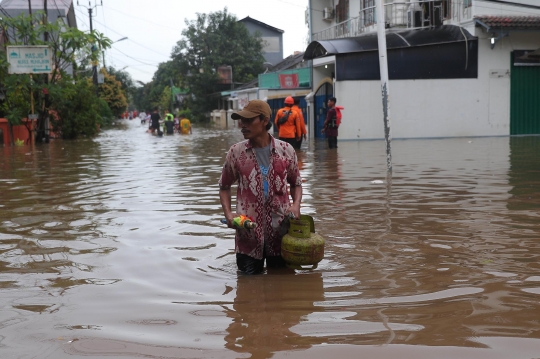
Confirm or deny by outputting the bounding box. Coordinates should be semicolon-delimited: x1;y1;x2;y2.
292;98;307;149
274;96;301;148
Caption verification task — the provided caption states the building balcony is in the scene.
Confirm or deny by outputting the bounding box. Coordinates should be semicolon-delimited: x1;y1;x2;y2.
312;0;468;41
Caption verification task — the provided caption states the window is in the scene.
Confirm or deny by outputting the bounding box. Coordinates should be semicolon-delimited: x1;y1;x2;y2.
464;0;472;8
336;0;349;23
262;37;280;53
361;0;375;27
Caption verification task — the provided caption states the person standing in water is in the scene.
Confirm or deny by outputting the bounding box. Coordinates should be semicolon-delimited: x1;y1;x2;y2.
322;97;339;149
219;100;302;274
150;107;161;135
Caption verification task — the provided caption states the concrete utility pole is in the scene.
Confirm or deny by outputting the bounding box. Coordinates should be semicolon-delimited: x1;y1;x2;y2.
375;0;392;172
28;0;32;24
78;1;103;95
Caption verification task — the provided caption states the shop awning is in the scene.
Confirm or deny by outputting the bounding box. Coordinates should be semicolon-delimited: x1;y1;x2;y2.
304;25;476;60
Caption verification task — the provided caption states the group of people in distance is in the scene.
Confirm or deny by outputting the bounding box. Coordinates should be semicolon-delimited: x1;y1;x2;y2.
140;107;192;136
274;96;340;149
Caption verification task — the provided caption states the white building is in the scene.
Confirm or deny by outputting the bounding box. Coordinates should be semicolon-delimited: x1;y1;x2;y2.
305;0;540;140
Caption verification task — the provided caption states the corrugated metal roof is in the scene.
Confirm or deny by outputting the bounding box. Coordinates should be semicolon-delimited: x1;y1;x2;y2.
475;16;540;31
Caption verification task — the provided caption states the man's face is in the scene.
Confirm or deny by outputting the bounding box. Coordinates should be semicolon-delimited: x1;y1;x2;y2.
239;115;268;140
327;99;335;108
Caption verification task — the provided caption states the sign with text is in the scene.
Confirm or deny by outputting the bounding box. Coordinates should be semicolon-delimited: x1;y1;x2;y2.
7;46;53;74
514;50;540;66
278;73;299;88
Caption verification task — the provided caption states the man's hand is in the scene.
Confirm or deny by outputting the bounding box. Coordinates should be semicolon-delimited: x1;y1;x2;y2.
296;136;301;142
286;202;301;220
303;134;307;140
225;213;239;229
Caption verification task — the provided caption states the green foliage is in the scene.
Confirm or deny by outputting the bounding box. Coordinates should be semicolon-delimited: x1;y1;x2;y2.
0;74;31;126
97;98;115;127
107;66;136;103
98;69;128;117
48;79;102;139
158;86;172;112
0;12;111;142
170;8;264;120
132;82;152;113
177;108;193;120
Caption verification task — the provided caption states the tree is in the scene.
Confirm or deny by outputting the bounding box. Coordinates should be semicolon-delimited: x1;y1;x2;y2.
98;69;128;117
0;12;111;143
107;66;135;104
171;8;264;121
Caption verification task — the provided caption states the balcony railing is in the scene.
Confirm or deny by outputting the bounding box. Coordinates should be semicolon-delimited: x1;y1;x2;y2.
312;0;455;42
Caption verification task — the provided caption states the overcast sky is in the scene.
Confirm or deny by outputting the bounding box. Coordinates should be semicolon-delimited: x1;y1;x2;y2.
72;0;309;83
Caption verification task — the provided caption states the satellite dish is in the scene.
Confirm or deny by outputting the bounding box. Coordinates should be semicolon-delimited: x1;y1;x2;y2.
263;62;273;73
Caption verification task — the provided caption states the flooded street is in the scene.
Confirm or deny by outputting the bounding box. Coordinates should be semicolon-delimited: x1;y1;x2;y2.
1;121;540;358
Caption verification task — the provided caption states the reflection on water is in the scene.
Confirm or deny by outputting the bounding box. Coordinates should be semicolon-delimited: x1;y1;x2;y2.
1;121;539;358
224;271;324;358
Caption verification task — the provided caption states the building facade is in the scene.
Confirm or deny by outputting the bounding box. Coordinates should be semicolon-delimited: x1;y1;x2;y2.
305;0;540;140
239;16;284;66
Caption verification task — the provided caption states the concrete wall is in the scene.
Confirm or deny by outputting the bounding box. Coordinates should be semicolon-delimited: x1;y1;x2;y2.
241;20;283;65
331;31;540;140
0;119;35;146
310;0;336;37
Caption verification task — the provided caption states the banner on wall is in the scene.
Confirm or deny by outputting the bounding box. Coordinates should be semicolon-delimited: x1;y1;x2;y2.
238;93;249;109
279;73;299;88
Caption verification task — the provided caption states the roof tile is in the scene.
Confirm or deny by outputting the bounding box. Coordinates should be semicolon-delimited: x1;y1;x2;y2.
475;16;540;29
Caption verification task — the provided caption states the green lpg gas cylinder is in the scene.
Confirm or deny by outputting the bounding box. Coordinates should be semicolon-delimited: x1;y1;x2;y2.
281;215;324;269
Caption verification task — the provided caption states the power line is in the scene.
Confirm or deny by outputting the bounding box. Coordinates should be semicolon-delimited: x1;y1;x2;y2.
52;0;67;27
103;4;181;31
111;47;161;66
81;14;171;57
110;48;161;65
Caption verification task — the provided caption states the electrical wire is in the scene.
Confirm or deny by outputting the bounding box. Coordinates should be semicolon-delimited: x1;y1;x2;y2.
52;0;67;27
110;48;161;66
85;16;171;57
102;4;181;31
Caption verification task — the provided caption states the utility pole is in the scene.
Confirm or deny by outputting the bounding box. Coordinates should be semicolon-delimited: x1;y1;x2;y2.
375;0;392;172
78;1;103;95
28;0;32;24
36;0;50;143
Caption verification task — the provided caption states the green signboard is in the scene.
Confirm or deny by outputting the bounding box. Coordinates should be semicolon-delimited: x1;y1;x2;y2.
7;46;53;74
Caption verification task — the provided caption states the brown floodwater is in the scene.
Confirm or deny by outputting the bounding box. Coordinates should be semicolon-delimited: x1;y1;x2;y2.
1;121;539;359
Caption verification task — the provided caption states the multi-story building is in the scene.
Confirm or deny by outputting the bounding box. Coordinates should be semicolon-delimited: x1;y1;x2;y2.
304;0;540;140
239;16;284;66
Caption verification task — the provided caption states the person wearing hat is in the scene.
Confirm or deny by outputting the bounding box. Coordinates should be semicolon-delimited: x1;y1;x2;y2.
219;99;303;274
274;96;302;148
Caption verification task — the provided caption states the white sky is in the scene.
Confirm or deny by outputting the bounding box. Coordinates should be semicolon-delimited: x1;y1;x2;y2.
73;0;309;83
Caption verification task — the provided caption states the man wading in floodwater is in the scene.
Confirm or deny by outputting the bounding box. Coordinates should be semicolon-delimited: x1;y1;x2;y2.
219;100;303;274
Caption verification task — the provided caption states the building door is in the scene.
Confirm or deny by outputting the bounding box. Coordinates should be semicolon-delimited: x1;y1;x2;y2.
314;82;333;139
511;52;540;135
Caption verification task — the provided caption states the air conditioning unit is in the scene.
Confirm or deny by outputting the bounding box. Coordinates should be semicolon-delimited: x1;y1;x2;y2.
407;9;422;28
323;7;334;21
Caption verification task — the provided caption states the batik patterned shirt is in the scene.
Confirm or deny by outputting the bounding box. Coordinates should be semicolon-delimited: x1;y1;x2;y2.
219;135;302;259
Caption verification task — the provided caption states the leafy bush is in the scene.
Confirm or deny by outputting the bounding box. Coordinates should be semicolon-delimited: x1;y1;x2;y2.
97;98;115;127
49;79;102;139
176;108;193;120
